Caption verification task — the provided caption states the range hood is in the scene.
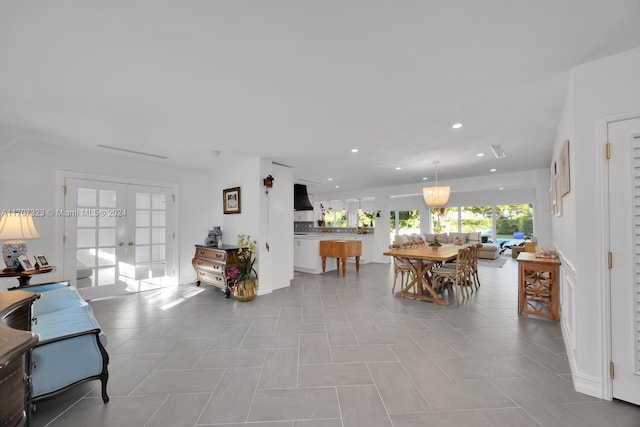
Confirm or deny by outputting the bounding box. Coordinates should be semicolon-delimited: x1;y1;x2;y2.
294;184;314;211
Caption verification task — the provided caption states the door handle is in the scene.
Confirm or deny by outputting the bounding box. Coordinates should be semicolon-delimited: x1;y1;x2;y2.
119;242;124;246
128;241;134;246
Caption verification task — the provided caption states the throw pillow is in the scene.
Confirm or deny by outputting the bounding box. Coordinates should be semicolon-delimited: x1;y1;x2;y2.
453;235;466;245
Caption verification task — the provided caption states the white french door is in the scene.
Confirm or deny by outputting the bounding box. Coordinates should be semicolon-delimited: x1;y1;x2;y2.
64;178;175;300
608;117;640;405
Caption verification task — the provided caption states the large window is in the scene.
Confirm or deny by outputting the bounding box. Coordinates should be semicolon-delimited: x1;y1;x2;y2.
390;210;420;242
431;207;458;233
461;205;493;234
496;204;533;242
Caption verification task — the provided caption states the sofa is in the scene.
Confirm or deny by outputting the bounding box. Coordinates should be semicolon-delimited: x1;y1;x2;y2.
397;232;499;260
15;281;109;403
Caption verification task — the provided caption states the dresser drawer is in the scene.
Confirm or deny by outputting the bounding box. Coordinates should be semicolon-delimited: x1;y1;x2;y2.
192;258;225;274
195;247;227;262
196;269;226;288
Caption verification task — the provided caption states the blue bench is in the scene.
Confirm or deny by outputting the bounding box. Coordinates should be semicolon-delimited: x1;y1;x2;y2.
14;281;109;403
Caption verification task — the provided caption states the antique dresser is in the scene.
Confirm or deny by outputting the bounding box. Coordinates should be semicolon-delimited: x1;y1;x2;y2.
192;245;240;296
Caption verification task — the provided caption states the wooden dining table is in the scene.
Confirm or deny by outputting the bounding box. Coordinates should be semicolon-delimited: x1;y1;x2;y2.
383;245;461;306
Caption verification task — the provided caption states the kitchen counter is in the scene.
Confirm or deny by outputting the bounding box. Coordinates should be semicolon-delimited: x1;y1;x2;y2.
294;234;374;274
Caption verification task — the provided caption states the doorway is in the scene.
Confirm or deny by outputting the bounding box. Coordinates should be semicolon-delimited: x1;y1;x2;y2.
63;177;176;300
608;117;640;405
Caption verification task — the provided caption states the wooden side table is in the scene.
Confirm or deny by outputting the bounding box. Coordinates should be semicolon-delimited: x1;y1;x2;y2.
516;252;560;320
0;266;56;287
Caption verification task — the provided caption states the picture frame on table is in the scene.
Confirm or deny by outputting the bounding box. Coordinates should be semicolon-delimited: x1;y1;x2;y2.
18;255;35;271
223;187;241;214
34;253;51;269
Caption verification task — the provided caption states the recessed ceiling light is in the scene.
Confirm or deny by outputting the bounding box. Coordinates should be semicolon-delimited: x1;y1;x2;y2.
351;148;358;153
422;177;428;181
328;178;333;181
477;153;485;157
452;123;463;129
395;167;402;170
490;168;497;172
499;187;504;190
335;185;340;188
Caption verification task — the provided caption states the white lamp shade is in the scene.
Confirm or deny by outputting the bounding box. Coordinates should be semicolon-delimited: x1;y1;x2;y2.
422;186;451;207
0;214;41;240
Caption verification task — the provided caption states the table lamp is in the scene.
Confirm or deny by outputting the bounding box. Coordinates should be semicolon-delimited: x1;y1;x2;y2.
0;213;41;270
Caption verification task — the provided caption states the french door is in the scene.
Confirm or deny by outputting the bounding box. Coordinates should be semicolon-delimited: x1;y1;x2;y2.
64;178;175;300
608;117;640;405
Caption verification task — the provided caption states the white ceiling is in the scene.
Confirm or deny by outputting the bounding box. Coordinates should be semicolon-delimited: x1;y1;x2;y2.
2;1;640;194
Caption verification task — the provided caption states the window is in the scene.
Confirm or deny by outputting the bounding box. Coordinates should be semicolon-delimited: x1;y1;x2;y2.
324;209;347;227
461;205;493;235
496;204;533;244
390;210;420;243
430;207;458;233
358;211;376;228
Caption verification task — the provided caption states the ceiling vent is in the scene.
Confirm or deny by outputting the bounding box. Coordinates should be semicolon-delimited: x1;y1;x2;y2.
490;144;506;159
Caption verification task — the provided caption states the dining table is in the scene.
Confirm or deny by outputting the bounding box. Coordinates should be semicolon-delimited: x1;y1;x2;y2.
382;245;461;306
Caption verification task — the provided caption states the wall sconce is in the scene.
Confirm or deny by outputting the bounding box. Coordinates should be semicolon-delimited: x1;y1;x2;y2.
263;175;274;194
375;210;381;218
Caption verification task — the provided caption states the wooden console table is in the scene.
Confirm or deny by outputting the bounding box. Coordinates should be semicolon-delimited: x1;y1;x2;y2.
320;240;362;277
0;266;56;287
516;252;560;321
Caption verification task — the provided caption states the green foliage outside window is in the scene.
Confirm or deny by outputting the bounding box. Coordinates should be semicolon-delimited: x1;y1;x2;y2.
460;206;493;233
359;211;376;227
324;209;347;227
496;204;533;237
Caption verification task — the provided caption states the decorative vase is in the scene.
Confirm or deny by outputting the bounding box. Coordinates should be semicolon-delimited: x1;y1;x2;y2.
233;278;257;302
205;226;223;247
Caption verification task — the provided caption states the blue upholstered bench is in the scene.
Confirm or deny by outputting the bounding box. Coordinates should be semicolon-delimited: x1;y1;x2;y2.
15;281;109;403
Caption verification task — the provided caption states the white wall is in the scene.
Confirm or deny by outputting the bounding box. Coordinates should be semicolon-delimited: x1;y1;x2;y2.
0;140;215;290
553;46;640;398
211;157;294;294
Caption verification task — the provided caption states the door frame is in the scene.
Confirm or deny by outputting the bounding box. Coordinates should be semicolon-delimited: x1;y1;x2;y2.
598;111;640;401
55;170;180;290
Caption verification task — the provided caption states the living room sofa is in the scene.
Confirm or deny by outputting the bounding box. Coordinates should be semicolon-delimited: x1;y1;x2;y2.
14;281;109;403
397;232;499;260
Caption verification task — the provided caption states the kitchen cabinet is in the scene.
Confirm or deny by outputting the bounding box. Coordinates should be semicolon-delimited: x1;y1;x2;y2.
294;236;336;274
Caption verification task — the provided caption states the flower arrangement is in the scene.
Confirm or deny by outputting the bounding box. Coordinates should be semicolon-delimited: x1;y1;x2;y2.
226;234;258;296
428;236;442;247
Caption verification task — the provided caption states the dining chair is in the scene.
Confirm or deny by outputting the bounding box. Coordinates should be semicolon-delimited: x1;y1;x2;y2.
431;247;472;305
389;244;415;294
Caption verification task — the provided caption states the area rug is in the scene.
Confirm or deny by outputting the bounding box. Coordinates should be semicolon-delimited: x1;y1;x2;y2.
477;255;508;268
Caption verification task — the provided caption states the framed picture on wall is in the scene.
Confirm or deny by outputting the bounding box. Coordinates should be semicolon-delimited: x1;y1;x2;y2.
550;160;557;215
558;139;570;197
223;187;241;214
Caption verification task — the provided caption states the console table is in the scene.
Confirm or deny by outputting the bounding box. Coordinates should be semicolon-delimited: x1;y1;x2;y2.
0;266;56;287
192;245;240;297
516;252;561;321
0;290;39;427
320;240;362;277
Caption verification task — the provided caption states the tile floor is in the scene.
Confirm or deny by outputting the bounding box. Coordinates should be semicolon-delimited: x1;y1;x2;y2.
31;256;640;427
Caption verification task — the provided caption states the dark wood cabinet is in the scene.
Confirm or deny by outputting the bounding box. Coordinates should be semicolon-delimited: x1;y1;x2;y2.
192;245;240;297
0;290;39;427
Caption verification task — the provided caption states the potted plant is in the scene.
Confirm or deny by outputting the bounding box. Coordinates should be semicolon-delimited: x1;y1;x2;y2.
226;234;258;301
429;236;442;248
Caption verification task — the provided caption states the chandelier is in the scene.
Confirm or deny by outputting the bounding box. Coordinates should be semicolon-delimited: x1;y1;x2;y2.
422;161;450;207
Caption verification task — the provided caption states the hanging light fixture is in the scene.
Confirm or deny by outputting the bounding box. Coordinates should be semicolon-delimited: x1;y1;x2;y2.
423;160;450;207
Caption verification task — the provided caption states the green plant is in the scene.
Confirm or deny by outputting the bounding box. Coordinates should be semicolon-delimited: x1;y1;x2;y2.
235;234;258;282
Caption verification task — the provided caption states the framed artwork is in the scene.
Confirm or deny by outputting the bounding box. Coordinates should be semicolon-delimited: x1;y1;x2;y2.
550;160;557;215
558;140;570;197
223;187;241;214
18;254;35;271
34;253;50;269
